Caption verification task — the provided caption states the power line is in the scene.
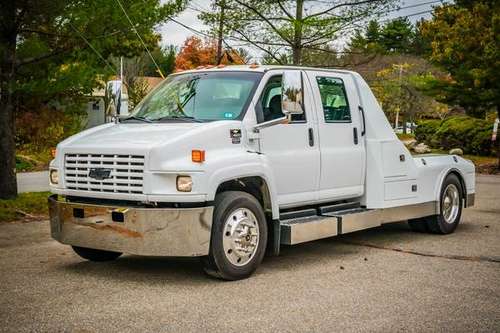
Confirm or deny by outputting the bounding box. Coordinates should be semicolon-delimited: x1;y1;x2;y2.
168;16;213;39
168;17;248;64
67;22;116;73
379;0;444;16
377;1;448;22
115;0;165;78
191;0;211;12
379;9;435;23
397;0;443;11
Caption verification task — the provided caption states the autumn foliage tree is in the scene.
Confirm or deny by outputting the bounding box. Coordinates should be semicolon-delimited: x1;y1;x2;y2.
175;36;247;70
0;0;185;199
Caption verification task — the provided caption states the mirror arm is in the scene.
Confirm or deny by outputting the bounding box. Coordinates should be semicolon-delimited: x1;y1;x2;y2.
253;116;288;133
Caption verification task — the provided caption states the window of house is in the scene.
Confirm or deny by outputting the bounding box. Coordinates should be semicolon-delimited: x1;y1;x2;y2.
92;101;100;111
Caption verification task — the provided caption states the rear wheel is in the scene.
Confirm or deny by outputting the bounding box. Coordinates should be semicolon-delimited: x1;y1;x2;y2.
72;246;122;262
202;191;268;280
408;174;463;234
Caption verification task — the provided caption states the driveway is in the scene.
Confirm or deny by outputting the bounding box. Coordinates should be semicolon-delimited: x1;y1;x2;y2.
1;175;499;332
17;171;49;193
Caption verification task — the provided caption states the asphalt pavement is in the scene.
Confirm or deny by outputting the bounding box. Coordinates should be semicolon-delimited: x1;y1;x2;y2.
1;175;499;332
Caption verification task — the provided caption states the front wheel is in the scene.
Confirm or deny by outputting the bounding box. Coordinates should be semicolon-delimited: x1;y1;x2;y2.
202;191;268;280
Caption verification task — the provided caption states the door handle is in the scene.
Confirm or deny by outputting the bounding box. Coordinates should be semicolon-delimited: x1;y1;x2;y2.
358;106;366;136
308;128;314;147
353;127;358;145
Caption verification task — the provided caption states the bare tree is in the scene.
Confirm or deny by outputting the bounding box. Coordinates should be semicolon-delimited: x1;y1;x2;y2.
200;0;397;65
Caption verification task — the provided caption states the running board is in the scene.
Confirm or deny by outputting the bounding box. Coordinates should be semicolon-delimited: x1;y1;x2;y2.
280;215;339;245
279;202;437;245
323;208;380;235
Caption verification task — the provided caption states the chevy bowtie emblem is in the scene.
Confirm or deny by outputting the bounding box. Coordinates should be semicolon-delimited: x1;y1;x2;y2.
88;168;112;180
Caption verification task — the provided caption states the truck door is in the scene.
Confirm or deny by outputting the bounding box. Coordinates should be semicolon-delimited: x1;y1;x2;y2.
305;71;366;201
255;71;320;208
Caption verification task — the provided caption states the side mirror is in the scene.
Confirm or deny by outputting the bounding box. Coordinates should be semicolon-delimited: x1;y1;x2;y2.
281;70;304;116
105;80;129;118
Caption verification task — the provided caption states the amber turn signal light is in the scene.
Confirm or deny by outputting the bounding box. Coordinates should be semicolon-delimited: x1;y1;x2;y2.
192;150;205;163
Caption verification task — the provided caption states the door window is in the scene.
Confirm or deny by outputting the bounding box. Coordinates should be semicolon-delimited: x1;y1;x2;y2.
257;75;306;123
316;77;351;122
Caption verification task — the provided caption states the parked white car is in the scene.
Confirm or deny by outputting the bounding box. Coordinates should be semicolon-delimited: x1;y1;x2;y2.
48;66;475;280
395;122;417;134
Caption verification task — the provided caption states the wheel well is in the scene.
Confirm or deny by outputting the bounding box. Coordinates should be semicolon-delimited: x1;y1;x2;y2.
216;177;278;255
446;170;467;203
216;176;272;214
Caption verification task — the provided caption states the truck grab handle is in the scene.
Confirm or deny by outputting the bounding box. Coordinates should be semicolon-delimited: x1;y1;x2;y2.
359;106;366;136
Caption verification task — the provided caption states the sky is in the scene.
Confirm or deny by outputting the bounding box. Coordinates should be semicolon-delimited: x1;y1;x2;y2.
158;0;446;60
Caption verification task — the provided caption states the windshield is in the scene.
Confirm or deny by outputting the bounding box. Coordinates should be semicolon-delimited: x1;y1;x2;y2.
129;71;262;122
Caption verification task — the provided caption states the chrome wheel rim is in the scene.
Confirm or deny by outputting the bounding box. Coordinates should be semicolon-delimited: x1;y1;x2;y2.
222;208;259;266
442;184;460;224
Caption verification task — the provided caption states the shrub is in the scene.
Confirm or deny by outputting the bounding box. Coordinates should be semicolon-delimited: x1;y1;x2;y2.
15;104;84;155
415;116;494;156
15;156;35;172
414;119;440;143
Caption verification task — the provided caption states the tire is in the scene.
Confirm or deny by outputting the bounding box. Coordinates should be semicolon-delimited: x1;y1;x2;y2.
409;174;463;235
202;191;268;280
72;246;122;262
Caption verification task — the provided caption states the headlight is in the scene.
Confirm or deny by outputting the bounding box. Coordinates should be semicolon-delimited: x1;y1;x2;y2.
176;176;192;192
49;169;59;185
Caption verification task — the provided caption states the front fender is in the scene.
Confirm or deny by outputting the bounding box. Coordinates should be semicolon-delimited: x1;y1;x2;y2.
206;156;279;219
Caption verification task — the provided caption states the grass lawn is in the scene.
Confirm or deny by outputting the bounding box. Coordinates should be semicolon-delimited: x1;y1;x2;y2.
16;149;53;172
462;154;497;166
0;192;50;222
396;133;416;141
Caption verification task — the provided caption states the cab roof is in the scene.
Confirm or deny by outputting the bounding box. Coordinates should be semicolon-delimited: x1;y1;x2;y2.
171;65;357;76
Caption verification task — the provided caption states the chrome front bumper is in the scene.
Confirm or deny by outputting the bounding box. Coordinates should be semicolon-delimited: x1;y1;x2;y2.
48;195;213;257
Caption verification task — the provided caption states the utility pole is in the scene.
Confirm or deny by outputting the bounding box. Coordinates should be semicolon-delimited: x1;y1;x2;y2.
394;64;403;131
216;0;226;64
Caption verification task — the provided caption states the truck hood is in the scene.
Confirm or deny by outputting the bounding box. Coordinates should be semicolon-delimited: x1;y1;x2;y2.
59;122;204;150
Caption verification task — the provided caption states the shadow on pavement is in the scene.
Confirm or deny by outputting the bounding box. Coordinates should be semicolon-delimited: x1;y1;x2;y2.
55;219;492;284
55;221;422;283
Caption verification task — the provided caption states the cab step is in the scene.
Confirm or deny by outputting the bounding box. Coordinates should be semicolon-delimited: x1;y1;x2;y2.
279;203;381;245
280;215;338;245
322;208;381;235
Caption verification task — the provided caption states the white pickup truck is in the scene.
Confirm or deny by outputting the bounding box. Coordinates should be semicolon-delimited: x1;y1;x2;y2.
48;65;475;280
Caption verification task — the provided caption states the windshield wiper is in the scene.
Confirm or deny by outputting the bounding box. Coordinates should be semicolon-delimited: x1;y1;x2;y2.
120;115;152;123
154;115;204;123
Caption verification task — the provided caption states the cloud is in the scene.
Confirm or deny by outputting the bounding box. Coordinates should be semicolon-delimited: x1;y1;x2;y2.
157;8;208;47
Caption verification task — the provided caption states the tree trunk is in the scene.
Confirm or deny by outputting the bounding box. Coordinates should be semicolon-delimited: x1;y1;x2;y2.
292;0;304;65
0;1;18;199
216;0;226;64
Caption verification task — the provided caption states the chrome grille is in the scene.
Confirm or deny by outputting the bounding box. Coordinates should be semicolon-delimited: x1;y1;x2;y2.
64;154;144;194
